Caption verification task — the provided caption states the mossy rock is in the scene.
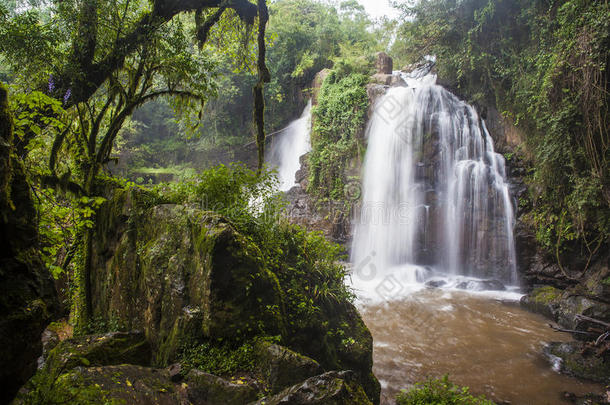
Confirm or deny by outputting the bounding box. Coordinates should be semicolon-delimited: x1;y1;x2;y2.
249;371;373;405
185;369;258;404
520;286;562;320
14;364;184;405
254;341;322;393
42;331;151;373
544;342;610;383
286;302;380;404
90;188;285;366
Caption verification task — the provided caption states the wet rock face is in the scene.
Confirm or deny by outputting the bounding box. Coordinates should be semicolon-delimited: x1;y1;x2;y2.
544;341;610;383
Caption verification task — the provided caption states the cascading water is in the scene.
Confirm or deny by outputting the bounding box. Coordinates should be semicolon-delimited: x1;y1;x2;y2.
351;69;518;291
267;100;312;191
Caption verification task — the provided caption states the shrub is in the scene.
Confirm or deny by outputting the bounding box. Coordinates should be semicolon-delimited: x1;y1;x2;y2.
396;376;494;405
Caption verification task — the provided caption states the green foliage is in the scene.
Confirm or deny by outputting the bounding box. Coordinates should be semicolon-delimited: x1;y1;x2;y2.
272;225;354;334
308;70;369;201
178;339;258;376
396;376;494;405
154;162;283;235
153;162;353;343
395;0;610;267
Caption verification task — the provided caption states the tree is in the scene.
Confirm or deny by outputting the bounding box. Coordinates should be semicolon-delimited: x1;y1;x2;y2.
1;0;271;330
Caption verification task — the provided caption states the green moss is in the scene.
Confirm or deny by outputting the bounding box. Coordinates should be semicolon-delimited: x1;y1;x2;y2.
531;286;562;305
602;277;610;286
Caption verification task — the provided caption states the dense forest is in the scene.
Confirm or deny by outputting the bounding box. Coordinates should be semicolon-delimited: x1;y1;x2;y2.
0;0;608;404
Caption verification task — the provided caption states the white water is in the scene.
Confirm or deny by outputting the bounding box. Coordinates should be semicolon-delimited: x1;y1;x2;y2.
267;100;312;191
351;70;518;300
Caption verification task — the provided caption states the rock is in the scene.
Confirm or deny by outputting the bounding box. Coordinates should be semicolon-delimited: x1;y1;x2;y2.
562;391;610;405
255;341;323;393
249;371;373;405
38;328;60;369
90;188;285;365
521;280;610;337
15;364;189;405
544;341;610;383
186;369;258;405
168;363;182;382
89;187;380;404
312;69;331;106
370;73;393;86
0;84;59;403
425;279;447;288
43;331;152;373
520;286;562;321
375;52;393;74
285;303;380;404
456;279;506;291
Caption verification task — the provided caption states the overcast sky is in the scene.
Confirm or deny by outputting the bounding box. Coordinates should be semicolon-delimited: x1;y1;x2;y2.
356;0;400;19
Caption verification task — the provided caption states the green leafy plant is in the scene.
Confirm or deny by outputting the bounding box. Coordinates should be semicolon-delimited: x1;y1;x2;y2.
396;375;494;405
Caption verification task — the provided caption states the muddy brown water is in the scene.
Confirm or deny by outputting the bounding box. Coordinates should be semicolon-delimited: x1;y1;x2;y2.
359;289;605;405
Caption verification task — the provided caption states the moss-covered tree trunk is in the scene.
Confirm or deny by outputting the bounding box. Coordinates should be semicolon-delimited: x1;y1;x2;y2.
0;84;58;402
73;163;97;333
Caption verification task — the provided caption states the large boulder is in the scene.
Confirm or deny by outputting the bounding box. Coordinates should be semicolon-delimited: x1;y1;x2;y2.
249;371;373;405
185;370;258;404
521;262;610;337
90;188;285;365
88;187;380;404
254;341;322;393
41;331;151;372
0;84;58;403
544;341;610;383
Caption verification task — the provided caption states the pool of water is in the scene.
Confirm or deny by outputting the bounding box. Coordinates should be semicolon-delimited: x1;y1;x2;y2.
358;288;605;404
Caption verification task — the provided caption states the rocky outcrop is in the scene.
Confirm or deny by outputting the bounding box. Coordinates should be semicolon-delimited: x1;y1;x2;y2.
90;188;285;366
185;370;259;404
312;69;331;106
250;371;373;405
520;262;610;334
255;341;322;393
374;52;393;75
17;327;376;405
0;84;59;403
544;341;610;383
81;186;379;403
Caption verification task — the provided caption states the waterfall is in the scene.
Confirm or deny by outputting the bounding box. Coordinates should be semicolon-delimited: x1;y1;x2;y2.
351;70;518;293
267;100;312;191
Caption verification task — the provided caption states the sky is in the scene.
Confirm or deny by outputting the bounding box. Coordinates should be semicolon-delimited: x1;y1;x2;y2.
356;0;400;19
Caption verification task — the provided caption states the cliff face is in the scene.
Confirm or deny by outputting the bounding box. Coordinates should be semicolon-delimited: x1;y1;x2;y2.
0;85;59;403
